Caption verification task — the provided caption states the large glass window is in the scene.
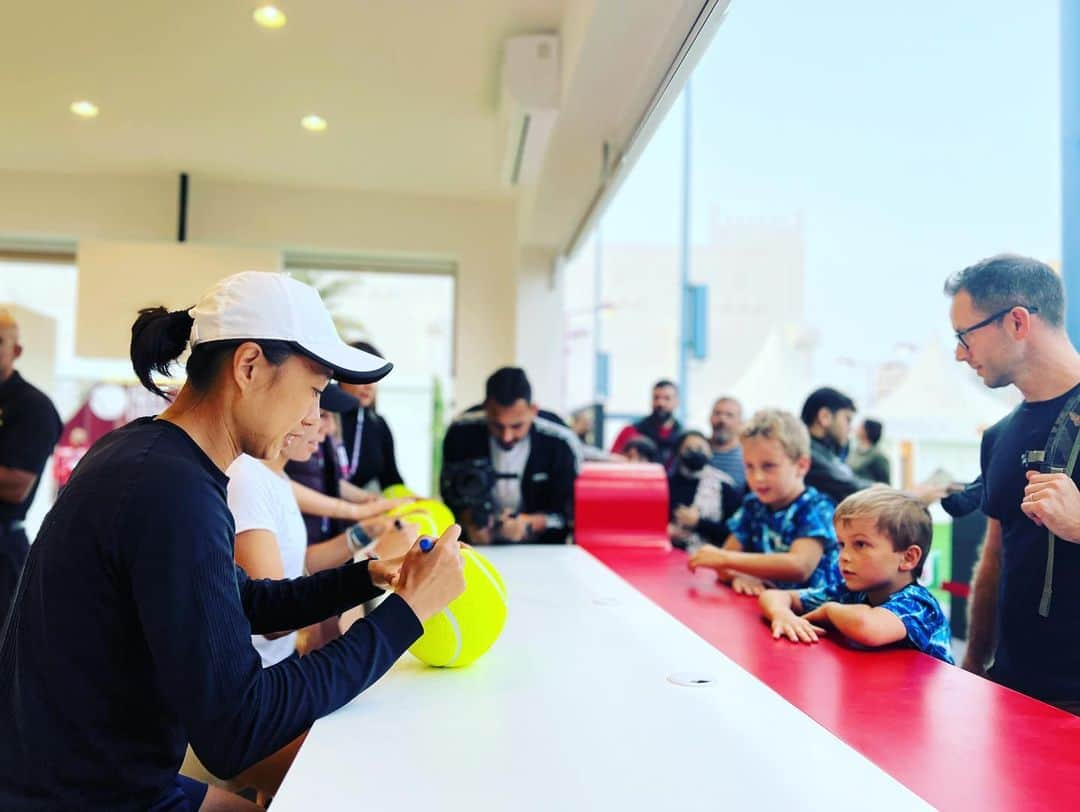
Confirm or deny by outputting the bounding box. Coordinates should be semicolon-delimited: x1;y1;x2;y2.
565;0;1058;451
287;267;456;495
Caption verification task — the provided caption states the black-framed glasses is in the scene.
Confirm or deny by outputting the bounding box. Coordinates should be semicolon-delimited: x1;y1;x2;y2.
955;304;1039;350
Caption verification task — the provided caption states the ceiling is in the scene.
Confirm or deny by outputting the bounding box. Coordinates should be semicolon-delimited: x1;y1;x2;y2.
1;0;723;252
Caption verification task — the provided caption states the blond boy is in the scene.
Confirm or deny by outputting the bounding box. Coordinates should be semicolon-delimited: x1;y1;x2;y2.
688;410;841;594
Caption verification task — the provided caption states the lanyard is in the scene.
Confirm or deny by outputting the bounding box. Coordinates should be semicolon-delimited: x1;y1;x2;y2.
348;410;365;479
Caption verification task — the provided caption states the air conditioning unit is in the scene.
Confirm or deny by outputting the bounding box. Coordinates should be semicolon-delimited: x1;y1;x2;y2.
500;34;561;186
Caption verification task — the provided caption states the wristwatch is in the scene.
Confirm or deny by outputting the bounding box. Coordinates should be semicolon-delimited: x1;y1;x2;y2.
346;524;372;554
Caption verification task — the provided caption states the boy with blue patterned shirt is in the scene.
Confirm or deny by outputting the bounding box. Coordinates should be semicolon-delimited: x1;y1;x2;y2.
759;488;954;663
689;410;841;595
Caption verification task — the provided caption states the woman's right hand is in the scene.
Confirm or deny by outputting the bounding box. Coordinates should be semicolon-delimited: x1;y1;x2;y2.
393;525;466;623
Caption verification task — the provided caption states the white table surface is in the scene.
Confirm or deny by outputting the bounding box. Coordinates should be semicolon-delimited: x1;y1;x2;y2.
272;546;932;811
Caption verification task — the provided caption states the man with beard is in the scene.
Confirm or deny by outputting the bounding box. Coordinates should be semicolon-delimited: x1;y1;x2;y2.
946;254;1080;714
441;367;581;544
610;379;683;467
709;396;746;492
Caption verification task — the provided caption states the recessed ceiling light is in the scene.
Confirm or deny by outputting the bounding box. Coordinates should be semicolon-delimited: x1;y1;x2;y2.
301;114;327;132
253;5;287;29
70;100;99;118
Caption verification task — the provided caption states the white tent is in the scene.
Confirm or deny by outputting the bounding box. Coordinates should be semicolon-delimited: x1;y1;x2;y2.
729;326;814;415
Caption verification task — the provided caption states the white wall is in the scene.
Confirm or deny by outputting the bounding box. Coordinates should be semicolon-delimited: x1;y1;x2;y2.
0;169;545;409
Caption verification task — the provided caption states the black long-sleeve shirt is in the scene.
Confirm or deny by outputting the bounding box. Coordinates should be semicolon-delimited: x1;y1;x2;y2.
0;418;421;811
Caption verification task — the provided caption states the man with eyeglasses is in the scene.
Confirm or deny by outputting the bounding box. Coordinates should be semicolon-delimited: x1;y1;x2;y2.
945;253;1080;715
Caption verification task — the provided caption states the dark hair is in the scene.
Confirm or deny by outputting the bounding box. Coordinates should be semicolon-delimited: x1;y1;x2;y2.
351;340;383;358
675;429;710;452
863;418;883;446
943;254;1064;328
800;387;856;427
130;306;293;399
624;435;659;462
485;367;532;407
654;379;678;392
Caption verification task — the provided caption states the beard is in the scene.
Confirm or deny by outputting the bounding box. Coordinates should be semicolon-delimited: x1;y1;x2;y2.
712;428;733;445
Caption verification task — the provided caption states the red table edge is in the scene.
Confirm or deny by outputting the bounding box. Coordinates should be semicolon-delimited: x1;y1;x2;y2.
582;543;1080;812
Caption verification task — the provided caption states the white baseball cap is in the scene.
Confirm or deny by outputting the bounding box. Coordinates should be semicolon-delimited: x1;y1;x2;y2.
189;271;392;384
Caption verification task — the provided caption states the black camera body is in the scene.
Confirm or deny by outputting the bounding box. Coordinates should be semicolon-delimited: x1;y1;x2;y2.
440;458;499;529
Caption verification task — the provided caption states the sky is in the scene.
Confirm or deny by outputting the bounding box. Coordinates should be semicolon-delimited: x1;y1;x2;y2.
596;0;1061;372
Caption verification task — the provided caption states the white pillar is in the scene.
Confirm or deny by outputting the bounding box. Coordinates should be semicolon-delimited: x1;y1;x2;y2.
515;246;566;413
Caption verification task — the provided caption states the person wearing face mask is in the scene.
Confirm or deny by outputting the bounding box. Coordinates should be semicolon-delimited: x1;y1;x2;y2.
441;367;582;545
669;431;741;550
610;379;683;467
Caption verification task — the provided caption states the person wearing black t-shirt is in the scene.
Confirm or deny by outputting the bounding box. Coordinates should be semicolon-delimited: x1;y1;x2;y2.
338;340;407;496
0;309;61;618
0;273;466;811
946;254;1080;714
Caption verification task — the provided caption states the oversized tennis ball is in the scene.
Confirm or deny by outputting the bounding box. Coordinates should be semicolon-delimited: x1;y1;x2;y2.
397;509;438;538
383;484;417;500
403;499;455;535
409;548;508;668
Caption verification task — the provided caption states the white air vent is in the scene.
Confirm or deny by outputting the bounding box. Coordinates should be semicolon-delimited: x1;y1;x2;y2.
500;34;561;186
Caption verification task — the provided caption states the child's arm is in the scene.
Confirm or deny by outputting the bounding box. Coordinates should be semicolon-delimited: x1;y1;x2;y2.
801;602;907;648
692;537;824;584
687;535;744;582
759;589;824;643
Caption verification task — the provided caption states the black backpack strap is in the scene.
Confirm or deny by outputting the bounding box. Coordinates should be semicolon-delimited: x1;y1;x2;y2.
1035;388;1080;617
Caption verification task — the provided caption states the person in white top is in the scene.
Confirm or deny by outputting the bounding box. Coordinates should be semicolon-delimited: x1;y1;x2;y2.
227;384;417;667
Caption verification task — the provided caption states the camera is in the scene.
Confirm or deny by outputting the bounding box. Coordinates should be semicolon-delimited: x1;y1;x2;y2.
440;458;499;529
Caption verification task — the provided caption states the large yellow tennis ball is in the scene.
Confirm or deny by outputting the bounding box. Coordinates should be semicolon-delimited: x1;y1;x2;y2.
403;499;455;535
383;484;417;500
397;510;438;538
409;548;508;668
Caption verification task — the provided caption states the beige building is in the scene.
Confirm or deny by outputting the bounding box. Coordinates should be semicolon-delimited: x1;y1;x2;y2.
572;213;809;432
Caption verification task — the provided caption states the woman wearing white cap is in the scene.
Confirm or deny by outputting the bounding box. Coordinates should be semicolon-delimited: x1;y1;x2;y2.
0;272;466;812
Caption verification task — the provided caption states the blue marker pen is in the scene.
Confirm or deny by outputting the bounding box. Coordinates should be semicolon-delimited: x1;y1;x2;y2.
419;537;435;553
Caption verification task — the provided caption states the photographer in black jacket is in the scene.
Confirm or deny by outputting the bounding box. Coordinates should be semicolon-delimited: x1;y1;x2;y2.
441;367;581;544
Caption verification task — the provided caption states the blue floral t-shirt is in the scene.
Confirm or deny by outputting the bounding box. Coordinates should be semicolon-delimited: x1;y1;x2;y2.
725;486;840;590
798;582;954;664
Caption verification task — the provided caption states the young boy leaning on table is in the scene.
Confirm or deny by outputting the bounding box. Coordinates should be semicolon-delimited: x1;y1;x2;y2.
759;488;954;663
687;409;841;594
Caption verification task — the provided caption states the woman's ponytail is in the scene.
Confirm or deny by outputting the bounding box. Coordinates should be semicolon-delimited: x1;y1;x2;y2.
130;306;194;399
